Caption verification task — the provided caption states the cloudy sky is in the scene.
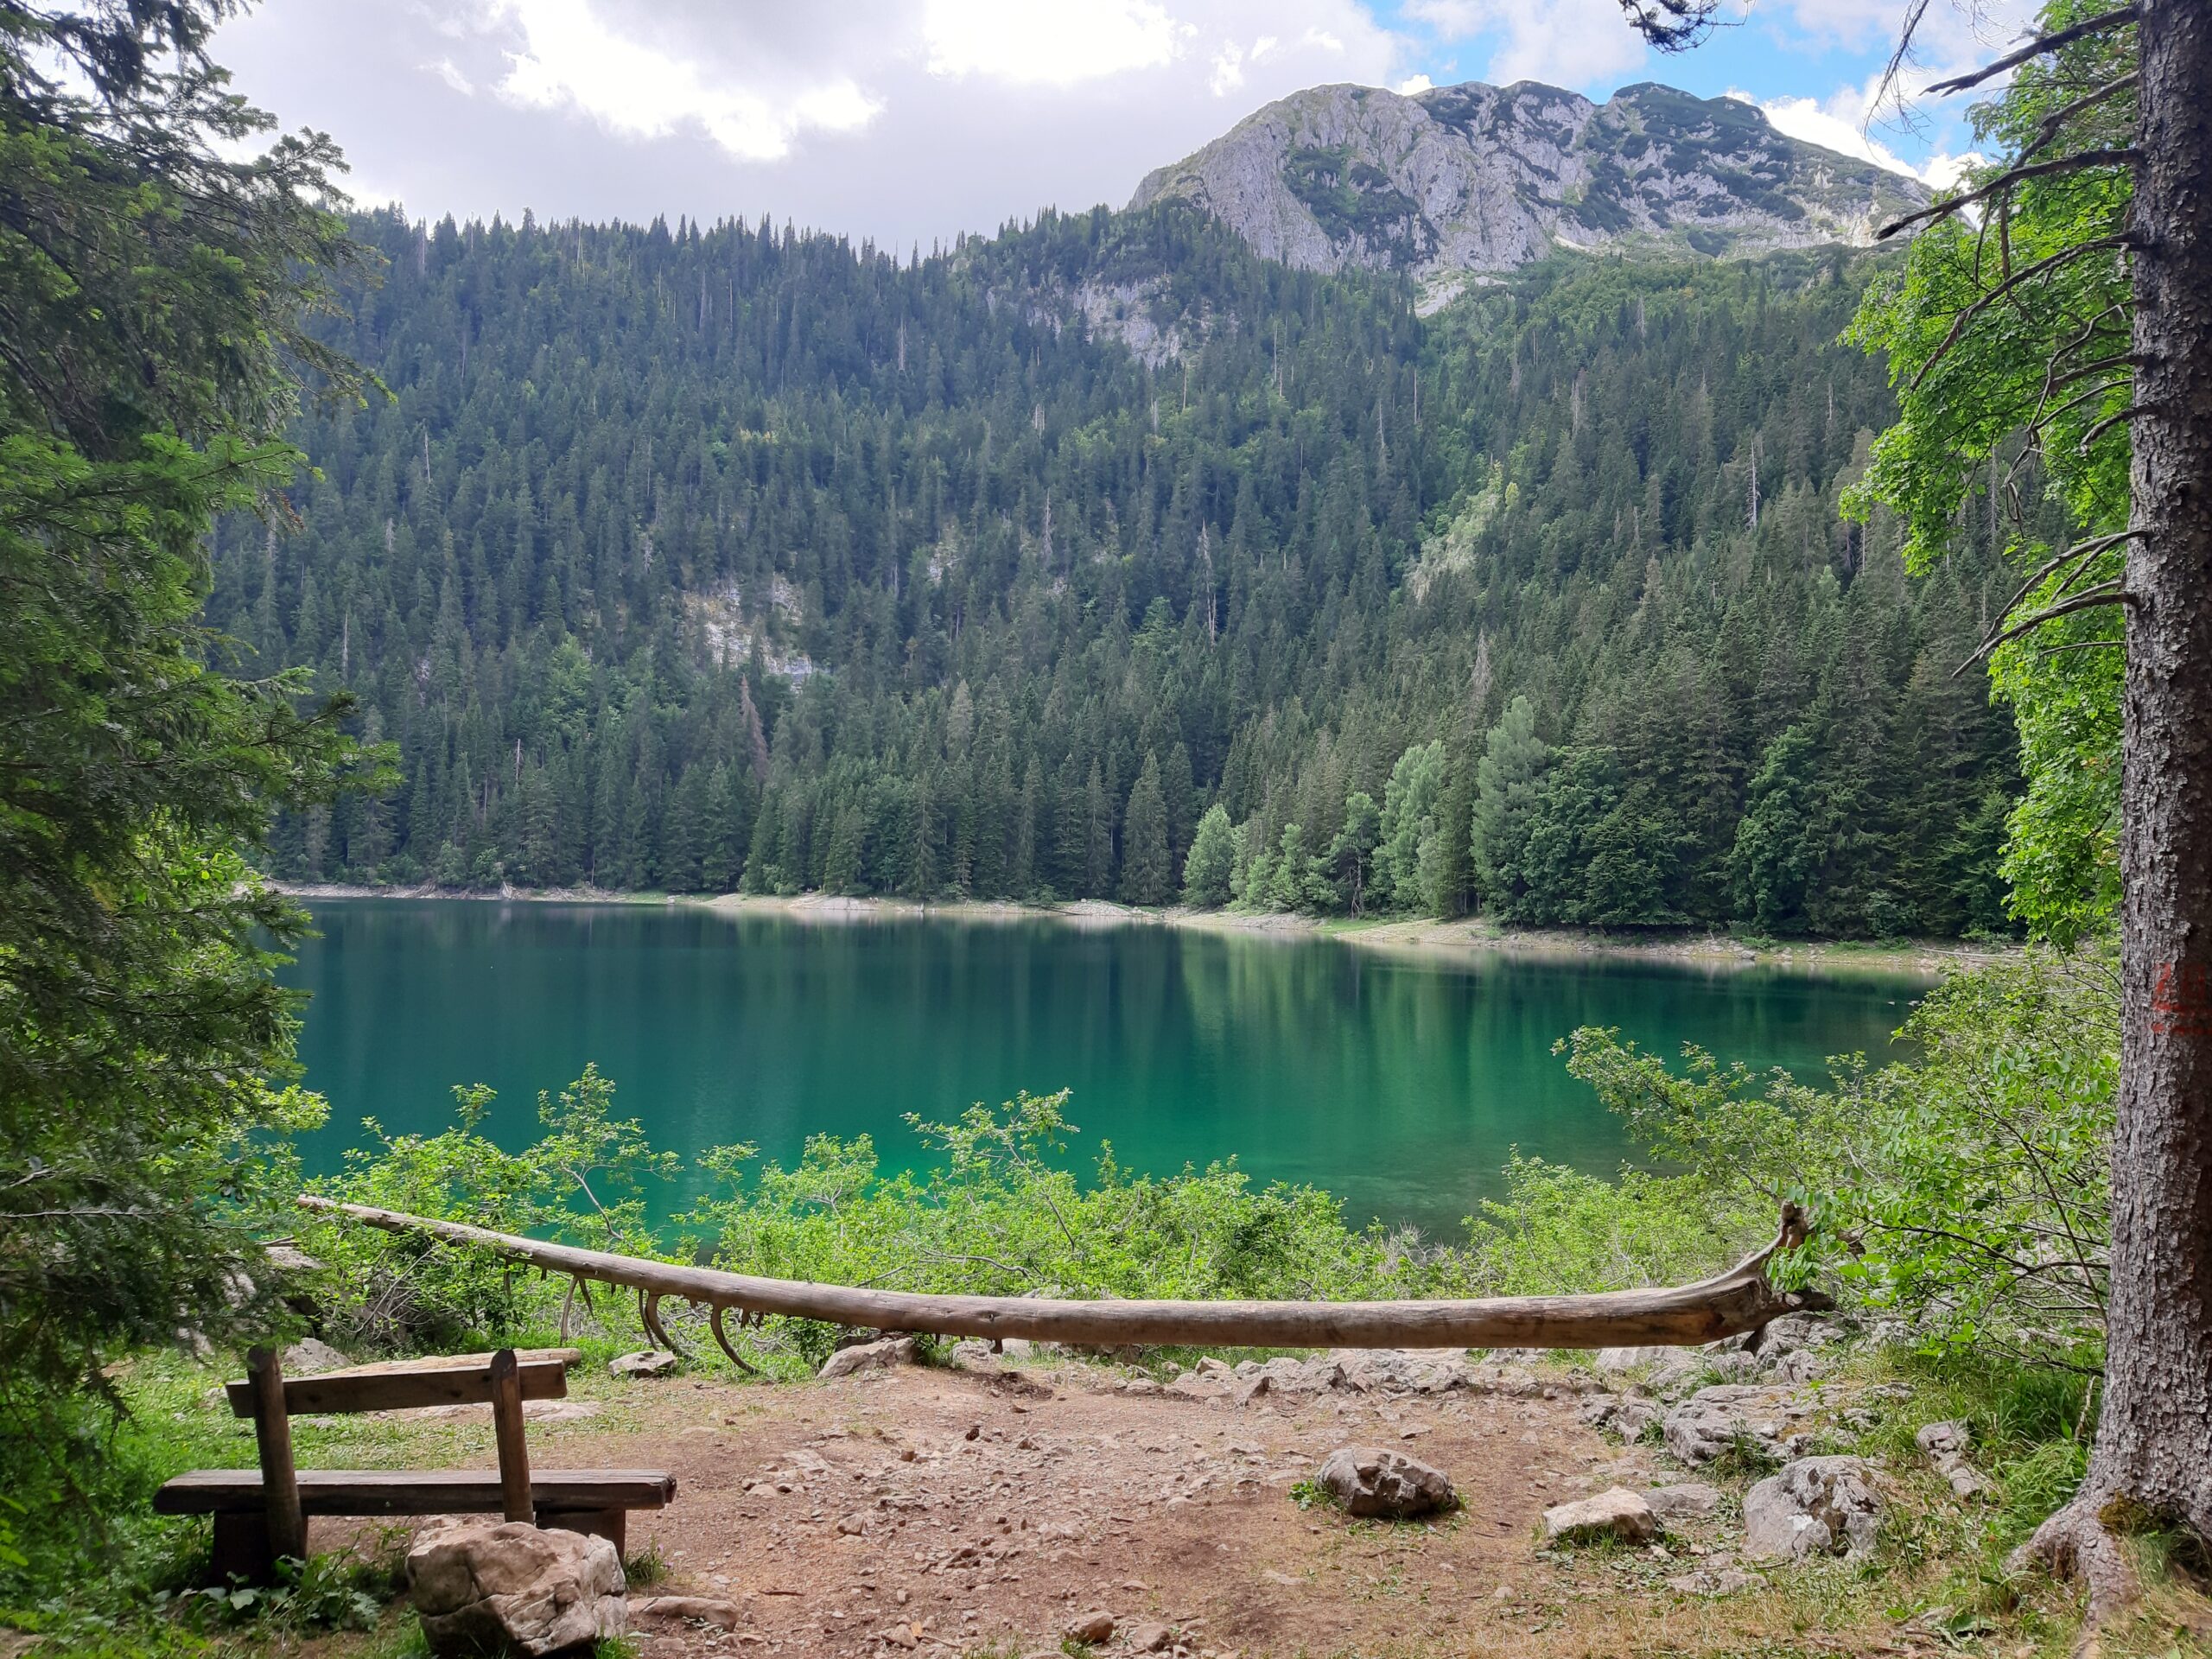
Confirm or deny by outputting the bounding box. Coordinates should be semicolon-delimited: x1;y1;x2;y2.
214;0;2031;248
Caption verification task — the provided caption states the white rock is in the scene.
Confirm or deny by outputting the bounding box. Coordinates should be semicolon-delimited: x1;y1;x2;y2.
280;1337;351;1375
1741;1457;1885;1561
1542;1487;1659;1545
1644;1482;1726;1518
408;1522;626;1657
608;1348;678;1379
818;1335;918;1378
1663;1385;1813;1465
1595;1345;1675;1374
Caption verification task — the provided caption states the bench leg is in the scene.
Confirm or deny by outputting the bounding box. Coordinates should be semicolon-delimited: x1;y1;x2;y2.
539;1509;625;1558
208;1512;275;1587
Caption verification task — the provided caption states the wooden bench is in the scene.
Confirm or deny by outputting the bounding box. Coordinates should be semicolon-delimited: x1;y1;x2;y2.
156;1346;676;1585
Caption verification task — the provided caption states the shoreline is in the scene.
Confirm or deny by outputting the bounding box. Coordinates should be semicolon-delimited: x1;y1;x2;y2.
268;881;1998;978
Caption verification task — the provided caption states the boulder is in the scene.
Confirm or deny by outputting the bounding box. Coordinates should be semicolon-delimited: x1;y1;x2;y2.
1313;1446;1456;1519
608;1348;678;1379
1662;1385;1813;1466
408;1522;626;1657
281;1337;352;1375
1915;1421;1993;1499
1541;1487;1660;1545
1644;1481;1726;1519
1064;1610;1116;1643
818;1334;918;1378
1741;1457;1885;1561
1126;1620;1173;1652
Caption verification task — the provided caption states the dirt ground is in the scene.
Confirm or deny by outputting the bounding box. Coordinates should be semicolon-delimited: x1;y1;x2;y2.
298;1349;1966;1659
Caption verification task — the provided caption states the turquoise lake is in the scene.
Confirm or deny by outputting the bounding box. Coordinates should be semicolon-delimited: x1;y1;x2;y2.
281;899;1927;1236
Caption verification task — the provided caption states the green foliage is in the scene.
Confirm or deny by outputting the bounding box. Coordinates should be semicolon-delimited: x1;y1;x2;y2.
217;214;2018;937
1844;0;2135;944
1180;803;1240;906
1461;1156;1768;1298
0;0;384;1577
1561;949;2117;1365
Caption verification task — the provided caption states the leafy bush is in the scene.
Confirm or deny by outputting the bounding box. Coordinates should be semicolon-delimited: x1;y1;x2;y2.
1560;948;2115;1367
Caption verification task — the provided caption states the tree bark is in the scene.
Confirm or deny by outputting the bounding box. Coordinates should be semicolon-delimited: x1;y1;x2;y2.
2026;0;2212;1615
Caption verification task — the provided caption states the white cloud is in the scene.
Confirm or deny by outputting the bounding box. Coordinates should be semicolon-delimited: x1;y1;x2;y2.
215;0;1406;247
426;57;473;96
1402;0;1647;90
489;0;879;162
920;0;1188;86
1396;73;1433;95
1732;80;1979;189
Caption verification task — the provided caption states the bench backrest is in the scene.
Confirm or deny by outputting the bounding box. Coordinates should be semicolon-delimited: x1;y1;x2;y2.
224;1349;577;1418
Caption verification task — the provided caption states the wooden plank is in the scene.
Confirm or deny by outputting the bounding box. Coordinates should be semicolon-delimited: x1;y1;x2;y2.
225;1356;569;1417
488;1349;534;1524
155;1468;677;1516
298;1194;1827;1351
245;1347;307;1563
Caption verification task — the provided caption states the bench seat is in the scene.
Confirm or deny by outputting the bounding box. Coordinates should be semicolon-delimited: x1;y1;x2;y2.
155;1467;677;1516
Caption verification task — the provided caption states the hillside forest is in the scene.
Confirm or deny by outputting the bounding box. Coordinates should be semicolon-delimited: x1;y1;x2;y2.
213;211;2032;938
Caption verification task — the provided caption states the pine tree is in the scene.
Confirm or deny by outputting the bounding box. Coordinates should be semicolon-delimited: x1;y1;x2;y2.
1118;754;1173;906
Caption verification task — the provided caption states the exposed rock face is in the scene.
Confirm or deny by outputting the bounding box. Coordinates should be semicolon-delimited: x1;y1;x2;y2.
408;1522;626;1657
1313;1446;1457;1518
1663;1385;1815;1465
1542;1486;1660;1544
1644;1481;1726;1518
1916;1420;1993;1498
1132;79;1927;296
818;1334;918;1378
1741;1457;1885;1560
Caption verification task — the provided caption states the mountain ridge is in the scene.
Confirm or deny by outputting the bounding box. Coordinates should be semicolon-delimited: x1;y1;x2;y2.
1130;78;1929;300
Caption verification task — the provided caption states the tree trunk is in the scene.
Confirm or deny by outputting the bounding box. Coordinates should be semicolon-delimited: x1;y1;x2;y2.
2027;0;2212;1615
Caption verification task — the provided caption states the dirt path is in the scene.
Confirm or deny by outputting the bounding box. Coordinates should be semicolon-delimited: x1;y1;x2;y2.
309;1351;1888;1659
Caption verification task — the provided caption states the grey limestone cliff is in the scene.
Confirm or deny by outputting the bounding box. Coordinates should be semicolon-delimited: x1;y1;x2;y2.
1131;79;1928;299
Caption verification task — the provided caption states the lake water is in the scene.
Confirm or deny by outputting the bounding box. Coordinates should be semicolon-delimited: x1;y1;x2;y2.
282;899;1927;1236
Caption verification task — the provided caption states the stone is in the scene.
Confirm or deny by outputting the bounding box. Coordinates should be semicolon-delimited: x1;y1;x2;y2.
1313;1446;1456;1519
632;1595;743;1627
1127;1621;1173;1652
407;1521;626;1657
280;1337;351;1375
1594;1345;1674;1374
1662;1386;1813;1466
1741;1457;1885;1561
1915;1421;1992;1499
1665;1566;1759;1597
263;1244;325;1274
1167;1371;1232;1402
1643;1355;1707;1399
1064;1610;1116;1643
1644;1482;1726;1519
1542;1487;1660;1545
1580;1391;1663;1442
818;1334;918;1378
608;1348;678;1379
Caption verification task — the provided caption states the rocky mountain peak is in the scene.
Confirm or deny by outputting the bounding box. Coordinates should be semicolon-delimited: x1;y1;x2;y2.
1130;79;1928;302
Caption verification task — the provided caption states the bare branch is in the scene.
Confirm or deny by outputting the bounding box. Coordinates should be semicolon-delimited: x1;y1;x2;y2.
1989;528;2145;627
1878;149;2139;238
1925;7;2140;96
2023;72;2139;159
1955;583;2133;677
2077;401;2155;452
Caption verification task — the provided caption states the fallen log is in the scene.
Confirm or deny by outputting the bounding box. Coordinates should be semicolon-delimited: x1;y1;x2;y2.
298;1195;1826;1351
